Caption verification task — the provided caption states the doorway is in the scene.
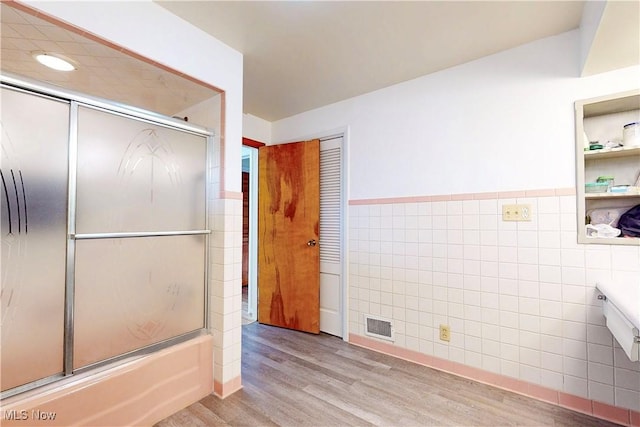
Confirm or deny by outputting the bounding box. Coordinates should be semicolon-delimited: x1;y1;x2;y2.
241;135;346;337
241;145;258;324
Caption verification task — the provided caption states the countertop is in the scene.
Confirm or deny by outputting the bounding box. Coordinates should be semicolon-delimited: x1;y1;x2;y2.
596;279;640;331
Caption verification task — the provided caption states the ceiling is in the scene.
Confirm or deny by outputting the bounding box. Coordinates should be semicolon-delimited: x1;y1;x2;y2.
157;1;587;121
581;0;640;77
1;1;638;124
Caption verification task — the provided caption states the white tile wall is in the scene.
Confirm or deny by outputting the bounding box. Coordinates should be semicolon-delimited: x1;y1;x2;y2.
349;195;640;411
210;197;243;385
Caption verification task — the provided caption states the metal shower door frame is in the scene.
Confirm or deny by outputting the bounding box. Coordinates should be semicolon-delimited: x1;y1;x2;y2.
1;73;214;399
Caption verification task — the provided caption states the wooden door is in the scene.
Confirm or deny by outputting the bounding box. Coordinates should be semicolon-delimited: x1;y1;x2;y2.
258;140;320;334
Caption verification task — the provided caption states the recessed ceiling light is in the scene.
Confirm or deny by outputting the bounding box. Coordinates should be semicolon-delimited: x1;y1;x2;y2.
33;52;76;71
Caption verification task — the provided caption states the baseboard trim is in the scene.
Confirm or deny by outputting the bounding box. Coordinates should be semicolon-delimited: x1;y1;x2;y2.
214;376;243;398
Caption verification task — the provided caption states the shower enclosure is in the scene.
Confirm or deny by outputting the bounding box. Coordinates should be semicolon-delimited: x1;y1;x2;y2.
1;74;211;398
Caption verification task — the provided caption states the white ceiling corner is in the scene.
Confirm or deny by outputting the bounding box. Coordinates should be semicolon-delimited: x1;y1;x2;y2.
581;0;640;77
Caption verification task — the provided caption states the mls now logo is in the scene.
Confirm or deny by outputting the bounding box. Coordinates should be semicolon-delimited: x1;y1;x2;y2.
3;409;57;421
4;410;28;420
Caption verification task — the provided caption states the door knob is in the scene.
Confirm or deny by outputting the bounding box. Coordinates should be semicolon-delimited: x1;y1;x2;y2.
307;239;317;247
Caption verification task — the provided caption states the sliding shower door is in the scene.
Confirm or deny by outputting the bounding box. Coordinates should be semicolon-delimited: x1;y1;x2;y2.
1;75;211;396
73;105;208;369
1;87;69;391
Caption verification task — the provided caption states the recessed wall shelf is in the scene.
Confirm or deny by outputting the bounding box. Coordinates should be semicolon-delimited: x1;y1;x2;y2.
575;89;640;245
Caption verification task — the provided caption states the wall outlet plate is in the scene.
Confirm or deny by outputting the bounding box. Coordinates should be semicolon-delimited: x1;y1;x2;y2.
502;204;532;221
439;324;450;342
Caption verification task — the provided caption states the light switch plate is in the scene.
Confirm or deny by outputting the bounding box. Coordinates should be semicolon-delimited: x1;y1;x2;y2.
502;204;532;221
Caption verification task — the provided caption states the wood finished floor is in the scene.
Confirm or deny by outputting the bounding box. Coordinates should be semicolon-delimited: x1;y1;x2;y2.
156;323;619;427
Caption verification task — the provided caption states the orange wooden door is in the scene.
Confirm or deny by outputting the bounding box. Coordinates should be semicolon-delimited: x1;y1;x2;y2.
258;140;320;334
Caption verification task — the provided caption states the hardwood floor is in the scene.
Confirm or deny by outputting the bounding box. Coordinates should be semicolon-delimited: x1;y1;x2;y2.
156;323;619;427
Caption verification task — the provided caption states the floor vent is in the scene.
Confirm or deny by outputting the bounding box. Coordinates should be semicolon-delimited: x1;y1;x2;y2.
364;315;394;341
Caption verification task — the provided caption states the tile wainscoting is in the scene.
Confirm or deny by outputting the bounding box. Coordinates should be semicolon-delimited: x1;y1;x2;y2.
347;187;640;425
210;194;243;397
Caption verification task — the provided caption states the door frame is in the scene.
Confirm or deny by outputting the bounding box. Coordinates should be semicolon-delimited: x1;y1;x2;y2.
242;129;349;339
241;141;261;323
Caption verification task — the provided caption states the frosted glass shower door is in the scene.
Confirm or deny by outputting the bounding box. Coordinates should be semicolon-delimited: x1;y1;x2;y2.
1;87;69;391
74;106;208;369
74;235;206;368
75;107;206;234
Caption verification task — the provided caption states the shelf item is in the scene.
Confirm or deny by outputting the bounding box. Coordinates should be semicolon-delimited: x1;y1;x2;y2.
585;181;609;193
575;89;640;245
587;205;634;227
610;185;630;193
586;223;621;238
623;121;640;147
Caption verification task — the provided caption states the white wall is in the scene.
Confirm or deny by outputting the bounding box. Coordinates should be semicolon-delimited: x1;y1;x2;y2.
272;29;640;413
579;1;607;75
272;30;640;200
176;95;222;131
243;113;272;144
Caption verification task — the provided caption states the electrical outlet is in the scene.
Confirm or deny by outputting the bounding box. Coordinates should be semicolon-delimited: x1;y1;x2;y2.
502;204;532;221
439;324;450;342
